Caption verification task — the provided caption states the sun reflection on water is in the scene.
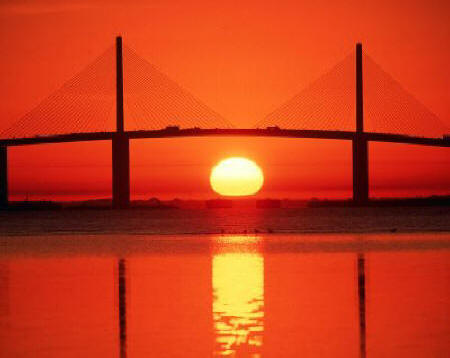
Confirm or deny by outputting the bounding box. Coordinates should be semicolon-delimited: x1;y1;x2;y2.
212;236;264;357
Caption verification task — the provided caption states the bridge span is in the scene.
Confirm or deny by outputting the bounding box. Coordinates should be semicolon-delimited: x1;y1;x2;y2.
0;128;448;148
0;38;448;209
0;127;447;210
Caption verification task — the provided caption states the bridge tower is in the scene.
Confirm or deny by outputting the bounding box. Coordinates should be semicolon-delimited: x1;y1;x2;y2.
112;36;130;209
0;146;7;208
353;43;369;204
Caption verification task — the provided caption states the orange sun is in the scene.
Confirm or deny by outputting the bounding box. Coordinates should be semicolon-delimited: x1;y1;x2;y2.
210;157;264;196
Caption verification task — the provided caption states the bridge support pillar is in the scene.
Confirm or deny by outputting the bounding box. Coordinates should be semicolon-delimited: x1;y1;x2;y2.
0;146;7;208
112;36;130;209
353;136;369;205
112;134;130;209
352;43;369;205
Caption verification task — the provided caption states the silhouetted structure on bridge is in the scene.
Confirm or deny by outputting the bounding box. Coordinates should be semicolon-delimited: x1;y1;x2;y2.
0;37;448;209
113;37;130;209
115;40;367;207
353;44;369;204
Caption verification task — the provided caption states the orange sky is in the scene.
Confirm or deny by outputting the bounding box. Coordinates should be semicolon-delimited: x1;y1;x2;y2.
0;0;449;200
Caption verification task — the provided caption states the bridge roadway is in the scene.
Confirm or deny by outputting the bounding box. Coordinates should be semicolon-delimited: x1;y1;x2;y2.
0;128;449;147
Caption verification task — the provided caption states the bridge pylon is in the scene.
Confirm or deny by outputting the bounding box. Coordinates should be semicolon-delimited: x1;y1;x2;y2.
112;36;130;209
0;146;7;208
353;43;369;205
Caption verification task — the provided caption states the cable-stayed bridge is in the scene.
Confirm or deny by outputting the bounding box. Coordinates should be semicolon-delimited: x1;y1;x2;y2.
0;37;448;208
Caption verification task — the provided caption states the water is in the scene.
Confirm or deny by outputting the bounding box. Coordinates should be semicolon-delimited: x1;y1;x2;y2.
0;232;449;357
0;206;449;235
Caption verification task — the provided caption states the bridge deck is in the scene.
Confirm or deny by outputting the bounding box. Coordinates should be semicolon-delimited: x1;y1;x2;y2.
0;128;448;147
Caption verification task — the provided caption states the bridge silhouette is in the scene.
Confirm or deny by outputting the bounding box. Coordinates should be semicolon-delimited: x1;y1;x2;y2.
0;37;448;208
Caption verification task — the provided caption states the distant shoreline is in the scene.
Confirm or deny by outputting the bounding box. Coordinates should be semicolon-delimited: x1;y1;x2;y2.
1;195;449;211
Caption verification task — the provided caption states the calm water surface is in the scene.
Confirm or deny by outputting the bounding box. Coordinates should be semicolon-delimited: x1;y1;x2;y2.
0;233;449;357
0;206;449;235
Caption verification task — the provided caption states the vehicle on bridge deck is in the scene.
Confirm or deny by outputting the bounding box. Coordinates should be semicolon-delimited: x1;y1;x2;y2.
164;126;180;133
266;126;281;131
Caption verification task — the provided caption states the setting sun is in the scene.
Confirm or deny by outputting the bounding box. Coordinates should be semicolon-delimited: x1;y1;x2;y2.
210;157;264;196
